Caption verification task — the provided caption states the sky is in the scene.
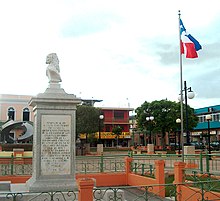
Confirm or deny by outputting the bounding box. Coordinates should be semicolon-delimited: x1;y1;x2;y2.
0;0;220;110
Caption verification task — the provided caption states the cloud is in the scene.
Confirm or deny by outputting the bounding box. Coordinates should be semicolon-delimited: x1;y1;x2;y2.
0;0;220;110
62;12;122;37
192;66;220;99
156;43;179;65
200;43;220;62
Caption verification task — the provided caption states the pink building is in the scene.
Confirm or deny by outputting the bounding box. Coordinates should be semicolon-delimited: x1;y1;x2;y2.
0;94;33;122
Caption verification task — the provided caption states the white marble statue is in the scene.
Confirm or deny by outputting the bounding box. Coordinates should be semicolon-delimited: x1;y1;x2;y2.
46;53;62;83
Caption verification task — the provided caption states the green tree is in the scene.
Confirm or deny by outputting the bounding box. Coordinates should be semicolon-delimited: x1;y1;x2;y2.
112;126;122;147
76;105;103;143
135;99;198;148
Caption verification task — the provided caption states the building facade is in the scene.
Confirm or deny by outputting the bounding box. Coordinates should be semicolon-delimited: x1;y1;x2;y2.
80;107;133;147
192;105;220;143
0;94;33;144
0;94;133;147
1;94;220;148
130;105;220;148
101;107;133;147
0;94;33;123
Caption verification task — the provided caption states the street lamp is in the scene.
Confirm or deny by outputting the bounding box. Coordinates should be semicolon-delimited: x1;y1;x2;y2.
98;114;104;144
176;118;181;155
146;116;154;144
205;114;212;156
178;81;195;145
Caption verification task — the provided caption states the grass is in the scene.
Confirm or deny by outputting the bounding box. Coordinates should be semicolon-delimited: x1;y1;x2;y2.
185;174;220;192
164;174;220;196
165;175;175;197
90;147;130;153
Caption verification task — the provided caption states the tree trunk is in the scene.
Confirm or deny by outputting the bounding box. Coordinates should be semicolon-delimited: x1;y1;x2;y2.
161;129;166;150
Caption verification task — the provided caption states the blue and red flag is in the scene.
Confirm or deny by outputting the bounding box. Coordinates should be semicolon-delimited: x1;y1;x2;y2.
180;19;202;58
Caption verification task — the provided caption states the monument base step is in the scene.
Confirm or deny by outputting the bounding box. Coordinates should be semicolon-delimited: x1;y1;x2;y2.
26;177;77;192
0;181;11;191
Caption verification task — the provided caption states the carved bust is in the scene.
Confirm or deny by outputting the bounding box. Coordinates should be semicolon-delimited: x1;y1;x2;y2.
46;53;62;83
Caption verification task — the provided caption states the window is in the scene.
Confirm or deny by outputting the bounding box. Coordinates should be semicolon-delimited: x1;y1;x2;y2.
213;113;220;122
8;107;15;120
114;111;124;120
23;108;30;121
198;115;205;123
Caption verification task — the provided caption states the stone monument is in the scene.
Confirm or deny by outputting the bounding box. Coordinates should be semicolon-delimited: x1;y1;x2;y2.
27;53;81;192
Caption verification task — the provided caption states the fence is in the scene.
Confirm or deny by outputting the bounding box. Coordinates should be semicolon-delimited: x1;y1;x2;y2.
1;181;220;201
1;152;220;176
0;154;127;176
1;158;220;201
132;153;220;174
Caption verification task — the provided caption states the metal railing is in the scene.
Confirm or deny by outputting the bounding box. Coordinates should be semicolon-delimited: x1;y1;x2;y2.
0;154;126;176
1;152;220;176
0;180;219;201
0;191;77;201
93;180;220;201
75;154;126;174
132;152;220;175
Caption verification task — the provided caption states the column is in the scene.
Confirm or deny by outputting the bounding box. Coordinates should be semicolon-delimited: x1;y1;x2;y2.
155;160;165;197
77;178;95;201
174;162;186;201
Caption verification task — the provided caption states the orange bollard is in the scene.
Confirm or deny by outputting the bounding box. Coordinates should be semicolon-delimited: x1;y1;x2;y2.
173;162;185;201
155;160;165;197
77;178;95;201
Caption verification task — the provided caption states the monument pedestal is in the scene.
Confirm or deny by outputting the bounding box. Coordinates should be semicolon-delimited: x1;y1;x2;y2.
27;85;81;192
97;144;103;155
184;145;195;155
147;144;154;154
84;143;90;154
184;145;195;167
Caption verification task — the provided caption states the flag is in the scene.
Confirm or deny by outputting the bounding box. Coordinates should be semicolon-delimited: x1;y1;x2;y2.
180;19;202;58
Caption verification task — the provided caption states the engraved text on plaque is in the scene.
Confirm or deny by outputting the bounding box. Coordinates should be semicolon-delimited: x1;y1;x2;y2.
41;115;71;175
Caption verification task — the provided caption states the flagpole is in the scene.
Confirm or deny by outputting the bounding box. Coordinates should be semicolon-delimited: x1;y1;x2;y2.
178;10;184;162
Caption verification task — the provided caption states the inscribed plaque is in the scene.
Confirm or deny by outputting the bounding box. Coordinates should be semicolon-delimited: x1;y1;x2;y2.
41;115;71;175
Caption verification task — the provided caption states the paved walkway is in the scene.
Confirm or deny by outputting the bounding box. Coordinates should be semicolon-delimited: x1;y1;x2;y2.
123;188;173;201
